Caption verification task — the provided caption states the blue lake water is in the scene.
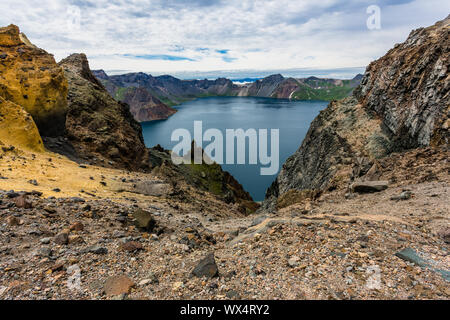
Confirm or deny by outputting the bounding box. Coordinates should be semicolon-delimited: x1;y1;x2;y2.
141;96;327;201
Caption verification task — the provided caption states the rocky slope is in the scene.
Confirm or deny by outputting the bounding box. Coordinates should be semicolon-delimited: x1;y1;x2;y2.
263;15;449;212
93;71;361;122
0;25;68;137
0;144;448;300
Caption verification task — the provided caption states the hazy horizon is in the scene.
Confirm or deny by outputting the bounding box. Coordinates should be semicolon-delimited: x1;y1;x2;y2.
99;66;366;80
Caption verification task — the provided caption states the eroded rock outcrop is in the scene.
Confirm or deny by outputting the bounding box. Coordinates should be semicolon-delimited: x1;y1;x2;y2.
59;53;149;170
0;24;68;137
0;96;44;152
263;15;449;211
354;16;449;148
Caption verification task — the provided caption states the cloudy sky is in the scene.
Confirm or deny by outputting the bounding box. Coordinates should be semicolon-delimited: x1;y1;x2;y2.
1;0;448;76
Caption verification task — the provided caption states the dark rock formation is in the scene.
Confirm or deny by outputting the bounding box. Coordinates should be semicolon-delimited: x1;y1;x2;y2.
262;16;449;211
59;54;149;170
354;17;449;148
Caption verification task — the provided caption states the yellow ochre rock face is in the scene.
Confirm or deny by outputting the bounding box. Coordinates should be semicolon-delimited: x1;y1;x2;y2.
0;96;44;152
0;24;68;137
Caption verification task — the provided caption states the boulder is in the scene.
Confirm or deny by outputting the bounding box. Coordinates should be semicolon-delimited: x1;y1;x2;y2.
351;181;388;193
192;253;219;278
133;181;171;197
119;241;143;252
54;232;69;245
132;208;157;231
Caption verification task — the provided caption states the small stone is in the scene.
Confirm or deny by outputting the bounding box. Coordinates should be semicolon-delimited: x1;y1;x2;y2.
87;245;108;255
390;191;412;201
192;253;219;278
345;192;357;199
119;241;143;252
68;235;84;244
40;237;51;244
437;227;450;244
38;247;52;257
180;244;190;252
138;279;152;286
6;216;21;226
69;222;84;232
14;195;32;209
104;275;135;296
172;281;184;291
226;290;240;299
6;191;20;198
44;206;57;214
288;256;300;268
357;235;369;242
54;232;69;245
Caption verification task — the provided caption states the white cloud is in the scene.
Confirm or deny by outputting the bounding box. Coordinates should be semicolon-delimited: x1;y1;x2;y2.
0;0;448;74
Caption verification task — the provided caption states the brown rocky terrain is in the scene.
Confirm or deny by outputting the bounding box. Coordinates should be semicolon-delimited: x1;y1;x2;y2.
0;16;449;301
0;144;448;300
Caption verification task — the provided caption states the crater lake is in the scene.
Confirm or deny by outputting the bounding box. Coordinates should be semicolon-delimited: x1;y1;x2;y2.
141;96;327;201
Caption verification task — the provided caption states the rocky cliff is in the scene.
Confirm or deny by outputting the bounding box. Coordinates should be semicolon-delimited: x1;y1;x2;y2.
263;15;449;211
354;17;449;148
59;54;149;170
0;25;68;137
121;87;177;122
